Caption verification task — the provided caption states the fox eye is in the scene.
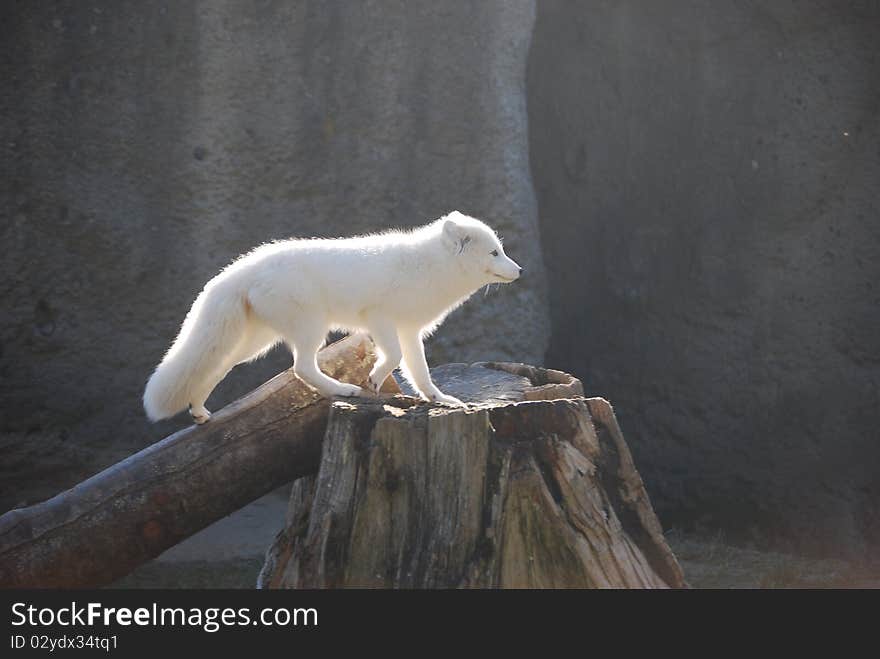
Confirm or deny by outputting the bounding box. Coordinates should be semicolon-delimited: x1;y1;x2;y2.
490;249;499;257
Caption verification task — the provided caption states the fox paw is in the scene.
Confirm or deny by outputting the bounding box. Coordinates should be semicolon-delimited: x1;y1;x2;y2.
428;392;465;406
332;383;365;398
189;405;212;425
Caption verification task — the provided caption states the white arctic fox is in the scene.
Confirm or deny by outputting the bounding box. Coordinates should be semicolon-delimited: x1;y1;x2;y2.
143;211;522;424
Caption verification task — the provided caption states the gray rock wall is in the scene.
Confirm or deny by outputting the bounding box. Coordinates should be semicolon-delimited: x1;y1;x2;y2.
0;1;549;508
528;0;880;557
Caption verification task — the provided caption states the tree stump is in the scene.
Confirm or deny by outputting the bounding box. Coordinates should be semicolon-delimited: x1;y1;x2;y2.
258;363;686;588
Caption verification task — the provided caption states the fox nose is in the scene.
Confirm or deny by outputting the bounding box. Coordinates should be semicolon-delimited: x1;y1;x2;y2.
518;266;524;274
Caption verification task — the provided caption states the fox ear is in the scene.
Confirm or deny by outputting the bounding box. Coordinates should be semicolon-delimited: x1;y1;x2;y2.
443;218;463;240
443;219;470;254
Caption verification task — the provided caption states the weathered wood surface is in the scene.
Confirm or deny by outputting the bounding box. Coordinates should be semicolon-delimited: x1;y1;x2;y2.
259;363;686;589
0;333;398;589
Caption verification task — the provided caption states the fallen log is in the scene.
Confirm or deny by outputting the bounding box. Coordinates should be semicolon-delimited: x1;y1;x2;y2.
0;333;398;589
259;363;686;588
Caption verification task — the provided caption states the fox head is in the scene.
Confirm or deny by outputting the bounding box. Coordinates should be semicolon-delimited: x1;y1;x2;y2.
440;211;522;286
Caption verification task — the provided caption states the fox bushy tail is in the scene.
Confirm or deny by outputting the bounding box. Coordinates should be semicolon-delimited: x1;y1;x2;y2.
143;285;247;421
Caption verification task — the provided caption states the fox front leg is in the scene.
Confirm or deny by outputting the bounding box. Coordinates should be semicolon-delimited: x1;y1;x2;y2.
397;328;464;406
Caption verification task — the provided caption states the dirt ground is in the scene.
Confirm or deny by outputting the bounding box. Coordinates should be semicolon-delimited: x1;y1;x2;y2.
666;530;880;589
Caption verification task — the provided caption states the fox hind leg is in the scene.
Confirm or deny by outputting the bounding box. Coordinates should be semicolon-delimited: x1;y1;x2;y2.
229;322;280;367
281;317;364;398
188;321;279;425
365;319;402;395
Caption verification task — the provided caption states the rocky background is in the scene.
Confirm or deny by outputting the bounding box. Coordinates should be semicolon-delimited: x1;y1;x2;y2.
0;1;548;507
528;0;880;558
1;1;878;561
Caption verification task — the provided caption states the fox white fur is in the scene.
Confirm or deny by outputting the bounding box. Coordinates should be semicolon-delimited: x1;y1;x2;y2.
143;211;522;424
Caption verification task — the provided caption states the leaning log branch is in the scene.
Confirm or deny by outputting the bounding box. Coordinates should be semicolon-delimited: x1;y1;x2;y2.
0;333;398;589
